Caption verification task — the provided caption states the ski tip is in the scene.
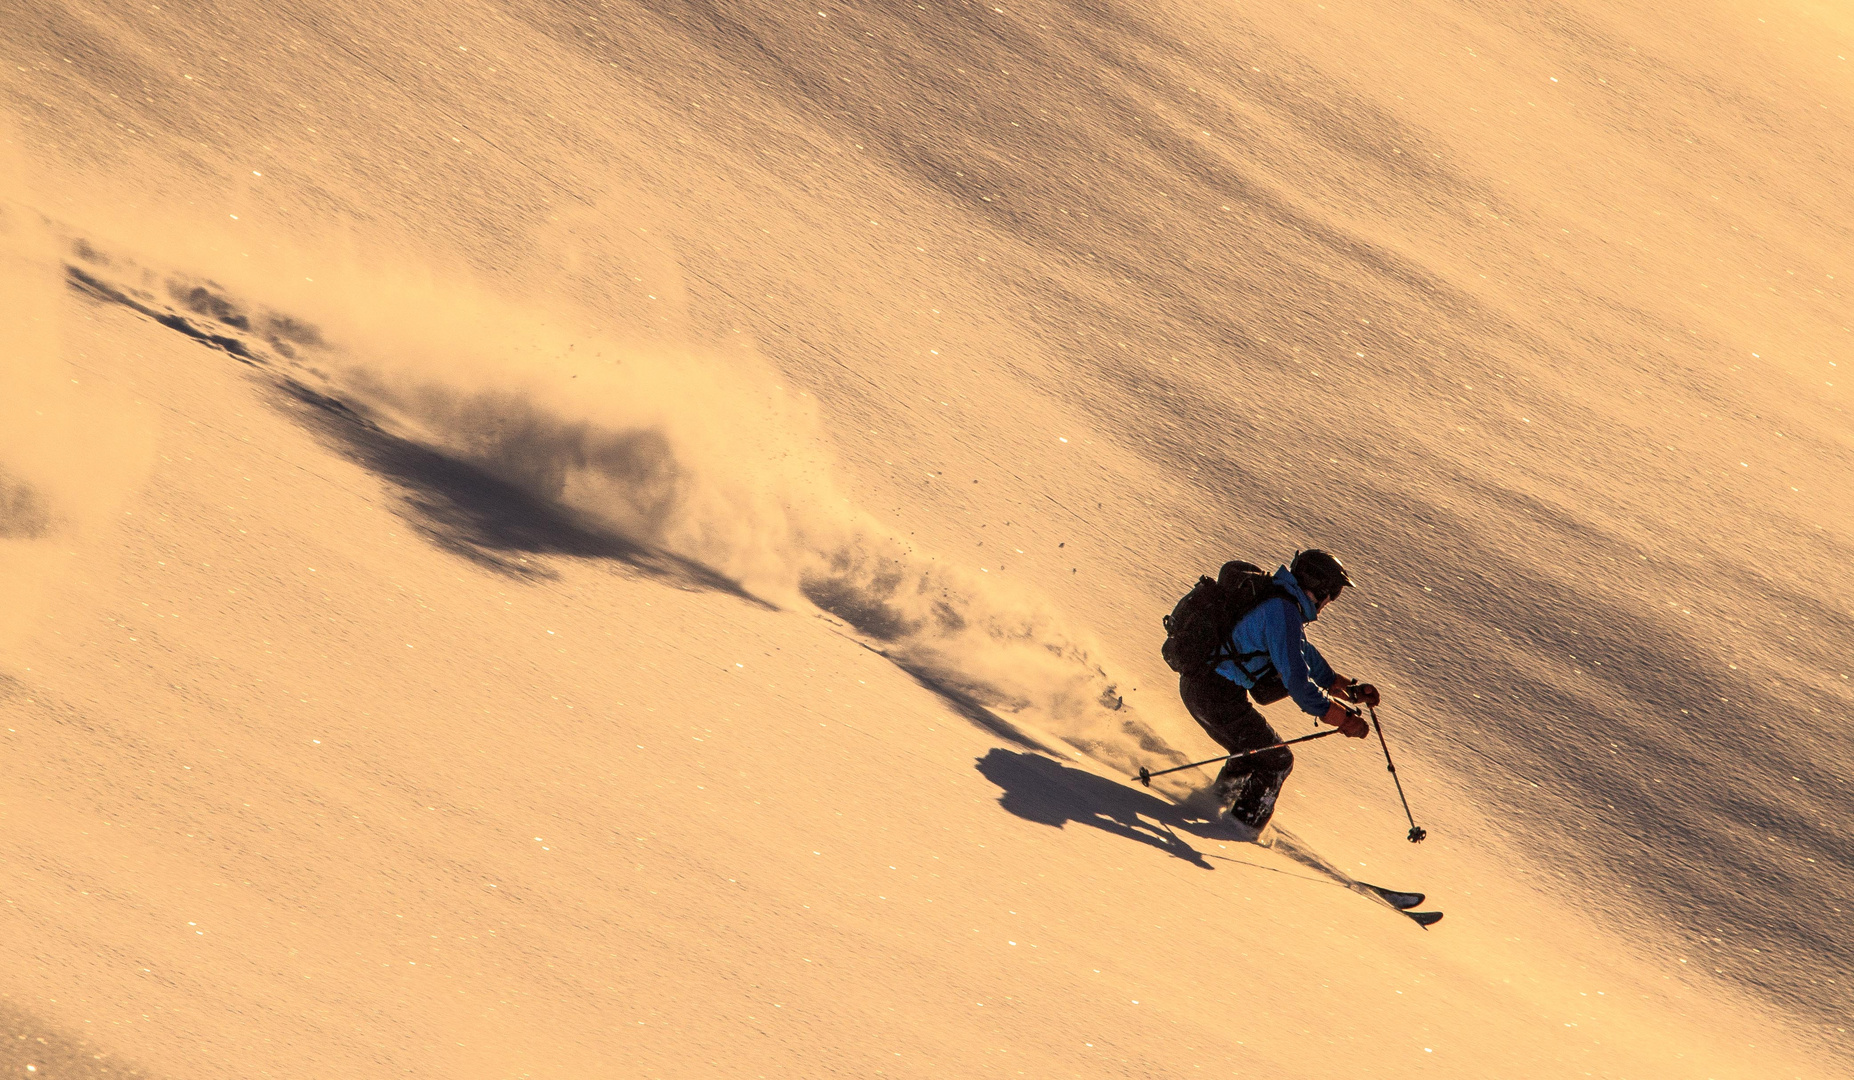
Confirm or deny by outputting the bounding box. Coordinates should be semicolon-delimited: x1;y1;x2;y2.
1404;910;1444;928
1361;884;1426;910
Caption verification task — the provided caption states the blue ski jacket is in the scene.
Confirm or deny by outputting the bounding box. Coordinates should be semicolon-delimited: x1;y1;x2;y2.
1212;566;1339;718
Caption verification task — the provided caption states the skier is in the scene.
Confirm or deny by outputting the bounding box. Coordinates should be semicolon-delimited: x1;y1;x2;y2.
1175;549;1379;829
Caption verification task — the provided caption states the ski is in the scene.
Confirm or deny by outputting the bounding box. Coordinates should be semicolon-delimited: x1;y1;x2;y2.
1362;883;1426;910
1361;883;1440;925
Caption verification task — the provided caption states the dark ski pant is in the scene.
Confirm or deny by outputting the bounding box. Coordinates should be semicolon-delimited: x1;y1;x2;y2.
1178;670;1294;829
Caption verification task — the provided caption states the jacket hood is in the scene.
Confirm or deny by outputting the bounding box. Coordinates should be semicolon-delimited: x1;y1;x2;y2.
1273;565;1320;622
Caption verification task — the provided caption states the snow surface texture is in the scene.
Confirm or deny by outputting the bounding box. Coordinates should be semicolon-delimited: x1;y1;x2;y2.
2;1;1850;1077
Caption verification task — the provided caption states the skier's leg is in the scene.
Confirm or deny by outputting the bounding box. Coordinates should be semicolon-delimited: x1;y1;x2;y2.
1213;711;1292;824
1178;671;1262;753
1180;672;1292;819
1225;762;1292;830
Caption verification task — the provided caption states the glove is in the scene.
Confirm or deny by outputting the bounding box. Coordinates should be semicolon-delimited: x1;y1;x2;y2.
1330;677;1381;708
1322;701;1369;738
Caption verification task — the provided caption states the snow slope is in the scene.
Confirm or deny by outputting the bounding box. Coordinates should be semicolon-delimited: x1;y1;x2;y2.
3;0;1850;1076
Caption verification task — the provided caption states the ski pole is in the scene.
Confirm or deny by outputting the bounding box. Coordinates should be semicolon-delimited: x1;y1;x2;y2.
1136;728;1341;787
1368;705;1427;843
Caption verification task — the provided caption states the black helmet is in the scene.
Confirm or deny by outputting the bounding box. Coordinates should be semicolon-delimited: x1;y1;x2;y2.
1290;549;1354;602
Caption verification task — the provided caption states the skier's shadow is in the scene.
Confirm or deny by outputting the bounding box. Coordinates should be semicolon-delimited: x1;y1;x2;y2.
973;749;1214;869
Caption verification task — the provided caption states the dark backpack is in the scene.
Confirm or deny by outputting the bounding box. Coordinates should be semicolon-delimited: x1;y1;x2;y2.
1160;560;1290;674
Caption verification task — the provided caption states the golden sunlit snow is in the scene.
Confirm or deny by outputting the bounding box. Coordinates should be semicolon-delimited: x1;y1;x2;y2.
2;1;1850;1077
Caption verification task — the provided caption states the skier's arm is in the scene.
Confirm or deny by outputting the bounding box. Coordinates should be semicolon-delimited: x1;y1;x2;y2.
1306;642;1383;707
1262;603;1334;718
1301;640;1338;691
1256;604;1366;736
